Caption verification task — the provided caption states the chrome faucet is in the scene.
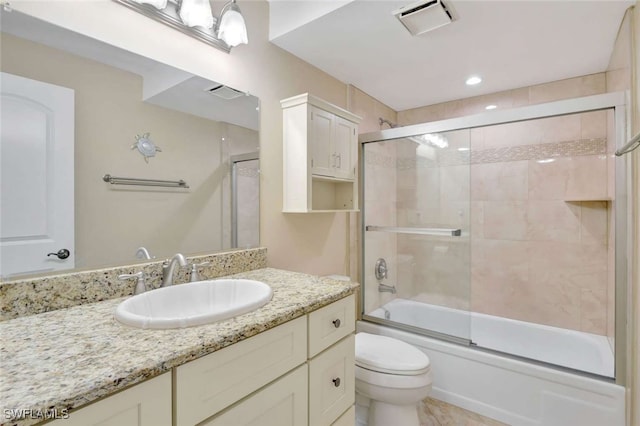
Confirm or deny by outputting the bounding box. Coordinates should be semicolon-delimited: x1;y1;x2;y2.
135;247;153;260
162;253;187;287
378;283;397;294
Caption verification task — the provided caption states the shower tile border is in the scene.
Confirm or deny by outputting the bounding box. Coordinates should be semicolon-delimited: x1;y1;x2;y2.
380;137;607;169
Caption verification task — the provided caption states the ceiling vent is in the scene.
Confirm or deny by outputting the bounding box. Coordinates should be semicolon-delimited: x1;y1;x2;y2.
207;84;244;100
393;0;454;36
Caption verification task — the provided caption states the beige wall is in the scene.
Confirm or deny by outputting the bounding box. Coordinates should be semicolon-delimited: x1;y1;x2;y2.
1;32;259;269
630;4;639;425
605;5;640;424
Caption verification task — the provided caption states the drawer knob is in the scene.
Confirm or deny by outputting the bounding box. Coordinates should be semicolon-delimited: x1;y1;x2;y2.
332;377;341;387
332;319;341;328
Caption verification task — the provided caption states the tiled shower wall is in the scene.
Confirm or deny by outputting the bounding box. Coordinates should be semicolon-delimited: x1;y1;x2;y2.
469;111;611;335
394;73;614;336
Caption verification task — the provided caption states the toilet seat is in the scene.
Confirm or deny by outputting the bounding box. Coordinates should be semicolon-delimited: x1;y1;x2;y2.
355;333;431;375
356;364;432;390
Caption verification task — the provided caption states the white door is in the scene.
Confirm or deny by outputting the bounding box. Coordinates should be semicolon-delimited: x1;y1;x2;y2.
1;72;74;278
333;116;356;180
309;106;334;178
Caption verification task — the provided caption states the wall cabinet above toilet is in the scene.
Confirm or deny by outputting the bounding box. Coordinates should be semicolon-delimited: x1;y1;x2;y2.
281;93;361;213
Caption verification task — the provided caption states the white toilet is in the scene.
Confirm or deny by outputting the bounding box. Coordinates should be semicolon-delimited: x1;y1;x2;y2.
355;332;432;426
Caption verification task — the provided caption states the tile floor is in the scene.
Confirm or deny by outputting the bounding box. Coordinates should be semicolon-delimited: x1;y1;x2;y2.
420;398;509;426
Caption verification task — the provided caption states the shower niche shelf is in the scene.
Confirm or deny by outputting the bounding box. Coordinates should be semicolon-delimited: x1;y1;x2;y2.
281;93;361;213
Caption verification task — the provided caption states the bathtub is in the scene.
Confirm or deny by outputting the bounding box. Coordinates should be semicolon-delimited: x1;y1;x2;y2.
361;298;625;426
369;298;614;377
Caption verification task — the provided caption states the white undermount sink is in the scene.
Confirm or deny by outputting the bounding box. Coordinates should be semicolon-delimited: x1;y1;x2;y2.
114;279;273;329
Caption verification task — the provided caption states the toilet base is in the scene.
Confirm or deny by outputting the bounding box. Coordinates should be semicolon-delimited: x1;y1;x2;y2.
369;400;420;426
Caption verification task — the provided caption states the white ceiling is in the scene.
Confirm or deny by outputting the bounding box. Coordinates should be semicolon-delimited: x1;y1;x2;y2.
269;0;635;111
1;11;259;130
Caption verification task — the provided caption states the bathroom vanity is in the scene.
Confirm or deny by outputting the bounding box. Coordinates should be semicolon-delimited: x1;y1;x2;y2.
0;268;358;426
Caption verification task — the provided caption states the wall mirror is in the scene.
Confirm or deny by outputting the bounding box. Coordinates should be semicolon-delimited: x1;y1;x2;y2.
0;10;260;279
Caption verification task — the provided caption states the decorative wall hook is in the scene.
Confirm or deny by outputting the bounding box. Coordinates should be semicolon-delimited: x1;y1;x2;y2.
131;132;162;163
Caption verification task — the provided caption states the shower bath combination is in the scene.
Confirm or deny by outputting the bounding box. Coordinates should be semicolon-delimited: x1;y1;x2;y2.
360;92;630;425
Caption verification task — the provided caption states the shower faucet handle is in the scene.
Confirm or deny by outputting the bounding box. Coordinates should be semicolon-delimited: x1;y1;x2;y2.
375;258;388;280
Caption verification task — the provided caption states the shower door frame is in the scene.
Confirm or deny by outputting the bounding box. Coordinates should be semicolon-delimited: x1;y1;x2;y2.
230;151;260;248
359;91;630;385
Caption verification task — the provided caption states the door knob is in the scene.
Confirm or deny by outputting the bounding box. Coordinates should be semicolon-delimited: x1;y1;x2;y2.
47;249;70;260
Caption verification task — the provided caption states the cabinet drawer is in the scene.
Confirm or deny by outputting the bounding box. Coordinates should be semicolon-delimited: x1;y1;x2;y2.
308;295;355;357
50;373;171;426
203;364;308;426
175;316;307;426
309;334;355;426
331;405;355;426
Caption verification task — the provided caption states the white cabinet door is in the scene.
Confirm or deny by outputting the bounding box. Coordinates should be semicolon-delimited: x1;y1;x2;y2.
0;72;74;278
332;117;356;180
309;106;334;178
203;364;308;426
331;405;355;426
175;316;307;426
49;373;171;426
309;335;356;426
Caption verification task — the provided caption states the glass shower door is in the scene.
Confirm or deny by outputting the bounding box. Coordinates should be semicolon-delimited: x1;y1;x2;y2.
231;154;260;249
362;129;472;343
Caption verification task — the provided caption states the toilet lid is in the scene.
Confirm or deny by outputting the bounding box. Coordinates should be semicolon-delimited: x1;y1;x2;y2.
355;333;431;375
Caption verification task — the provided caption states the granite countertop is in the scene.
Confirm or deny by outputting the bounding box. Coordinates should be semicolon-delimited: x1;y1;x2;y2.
0;268;359;426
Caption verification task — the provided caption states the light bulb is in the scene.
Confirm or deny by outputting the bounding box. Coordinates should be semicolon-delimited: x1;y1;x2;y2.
218;3;248;47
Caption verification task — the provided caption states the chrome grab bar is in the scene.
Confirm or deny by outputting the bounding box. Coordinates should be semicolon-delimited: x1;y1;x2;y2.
103;174;189;188
365;225;462;237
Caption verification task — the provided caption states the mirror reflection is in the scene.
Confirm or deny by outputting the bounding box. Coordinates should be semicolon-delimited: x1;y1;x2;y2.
0;11;260;279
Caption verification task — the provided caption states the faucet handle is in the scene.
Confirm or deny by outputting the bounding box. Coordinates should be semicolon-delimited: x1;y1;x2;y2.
190;261;210;282
118;271;147;295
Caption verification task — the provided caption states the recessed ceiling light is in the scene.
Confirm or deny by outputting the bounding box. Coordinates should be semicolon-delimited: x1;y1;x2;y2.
485;105;497;110
465;76;482;86
537;158;555;164
457;147;470;152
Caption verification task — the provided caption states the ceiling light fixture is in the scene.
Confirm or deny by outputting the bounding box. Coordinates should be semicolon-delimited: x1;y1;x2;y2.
217;0;248;47
179;0;214;28
465;76;482;86
114;0;248;53
485;104;497;110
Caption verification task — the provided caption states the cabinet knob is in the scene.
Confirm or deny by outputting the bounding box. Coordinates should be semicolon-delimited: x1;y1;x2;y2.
332;319;341;328
332;377;341;387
